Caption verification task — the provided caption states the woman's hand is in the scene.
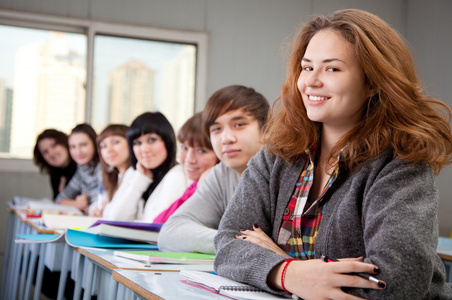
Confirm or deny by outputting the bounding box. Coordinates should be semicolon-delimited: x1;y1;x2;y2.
89;207;102;217
74;194;89;213
236;224;287;256
136;162;153;180
269;257;385;300
90;197;109;217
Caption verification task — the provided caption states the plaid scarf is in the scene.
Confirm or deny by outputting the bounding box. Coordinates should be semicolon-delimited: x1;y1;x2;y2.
277;149;340;259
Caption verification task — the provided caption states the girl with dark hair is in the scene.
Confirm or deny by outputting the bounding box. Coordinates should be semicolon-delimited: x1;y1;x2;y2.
33;129;77;200
89;124;130;217
104;112;190;222
55;123;101;214
214;9;452;299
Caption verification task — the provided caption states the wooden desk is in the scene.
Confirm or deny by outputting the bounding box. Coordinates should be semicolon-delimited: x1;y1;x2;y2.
112;270;226;300
21;215;60;234
70;247;214;300
438;252;452;262
76;247;214;271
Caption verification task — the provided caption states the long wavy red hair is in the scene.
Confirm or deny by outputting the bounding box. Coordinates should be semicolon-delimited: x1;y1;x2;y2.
265;9;452;175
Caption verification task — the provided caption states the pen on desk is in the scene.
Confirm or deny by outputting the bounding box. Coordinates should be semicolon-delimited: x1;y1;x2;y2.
320;255;386;288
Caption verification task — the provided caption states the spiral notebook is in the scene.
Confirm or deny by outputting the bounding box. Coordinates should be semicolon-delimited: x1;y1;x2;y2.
180;270;287;299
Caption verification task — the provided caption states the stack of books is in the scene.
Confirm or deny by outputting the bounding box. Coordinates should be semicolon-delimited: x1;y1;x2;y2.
65;221;163;249
82;220;162;244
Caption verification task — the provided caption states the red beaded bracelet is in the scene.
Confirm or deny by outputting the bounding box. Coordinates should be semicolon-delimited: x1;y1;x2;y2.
281;258;297;294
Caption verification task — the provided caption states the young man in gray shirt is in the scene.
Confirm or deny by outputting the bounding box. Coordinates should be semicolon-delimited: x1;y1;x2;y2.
158;85;269;254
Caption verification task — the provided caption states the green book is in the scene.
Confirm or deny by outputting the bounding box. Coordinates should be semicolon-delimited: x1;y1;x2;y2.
113;250;215;264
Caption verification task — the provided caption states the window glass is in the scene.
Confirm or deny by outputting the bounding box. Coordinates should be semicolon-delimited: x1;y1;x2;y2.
0;24;198;160
0;25;86;158
92;35;196;134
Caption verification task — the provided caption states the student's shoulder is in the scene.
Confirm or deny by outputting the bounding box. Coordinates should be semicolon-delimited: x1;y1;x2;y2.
248;147;291;171
362;148;432;178
198;162;237;191
209;162;236;178
123;166;134;178
170;164;185;173
70;166;84;180
164;164;188;180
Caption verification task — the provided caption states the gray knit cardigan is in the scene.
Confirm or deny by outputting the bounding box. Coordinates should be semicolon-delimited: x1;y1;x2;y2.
214;147;452;299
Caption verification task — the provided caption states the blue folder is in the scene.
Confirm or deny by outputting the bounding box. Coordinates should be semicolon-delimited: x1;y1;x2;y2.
15;233;63;243
65;228;158;249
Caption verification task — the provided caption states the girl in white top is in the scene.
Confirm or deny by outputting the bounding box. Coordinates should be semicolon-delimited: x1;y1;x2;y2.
89;124;130;217
104;112;190;222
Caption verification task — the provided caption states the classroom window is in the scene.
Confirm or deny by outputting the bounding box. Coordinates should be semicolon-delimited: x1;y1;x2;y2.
91;35;196;134
0;25;86;158
0;11;206;163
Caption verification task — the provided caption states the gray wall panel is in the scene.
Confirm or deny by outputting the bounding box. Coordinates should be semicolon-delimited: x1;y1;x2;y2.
406;0;452;236
89;0;207;30
205;0;309;102
0;0;89;18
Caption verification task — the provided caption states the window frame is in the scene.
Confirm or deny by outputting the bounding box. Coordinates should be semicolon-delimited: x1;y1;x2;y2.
0;9;208;172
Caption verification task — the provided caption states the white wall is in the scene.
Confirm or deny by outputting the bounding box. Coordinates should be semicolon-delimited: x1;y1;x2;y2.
0;0;451;279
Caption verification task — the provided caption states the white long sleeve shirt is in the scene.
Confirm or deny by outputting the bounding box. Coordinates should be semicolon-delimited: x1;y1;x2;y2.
103;165;191;222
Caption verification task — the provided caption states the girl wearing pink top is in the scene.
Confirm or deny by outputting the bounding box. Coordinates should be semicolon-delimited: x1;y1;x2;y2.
154;112;219;223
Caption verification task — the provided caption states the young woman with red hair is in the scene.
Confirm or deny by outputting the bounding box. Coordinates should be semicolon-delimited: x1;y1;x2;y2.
214;9;452;299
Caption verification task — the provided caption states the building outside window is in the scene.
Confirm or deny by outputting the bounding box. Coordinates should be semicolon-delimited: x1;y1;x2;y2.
92;35;196;135
0;27;86;158
0;11;207;163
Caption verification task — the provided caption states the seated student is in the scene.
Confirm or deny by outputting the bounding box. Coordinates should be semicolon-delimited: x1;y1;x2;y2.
153;112;219;223
55;123;100;214
104;112;191;222
33;129;77;200
214;9;452;299
89;124;131;217
158;85;269;254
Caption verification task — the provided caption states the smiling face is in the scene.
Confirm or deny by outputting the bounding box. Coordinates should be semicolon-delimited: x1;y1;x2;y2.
297;29;371;134
132;133;168;170
209;109;263;176
38;138;70;168
68;132;96;166
178;143;218;181
99;135;130;173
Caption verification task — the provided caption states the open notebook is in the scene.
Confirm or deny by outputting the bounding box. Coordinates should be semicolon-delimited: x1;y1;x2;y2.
180;270;288;299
